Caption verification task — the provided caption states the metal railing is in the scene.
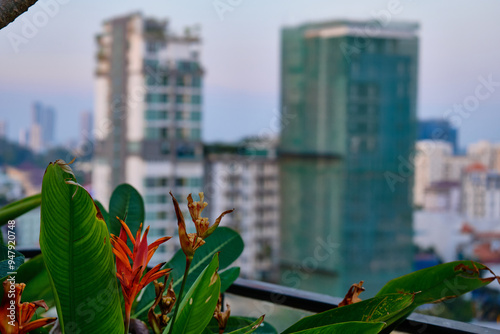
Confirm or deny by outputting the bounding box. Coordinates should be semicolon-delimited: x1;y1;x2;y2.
226;278;499;334
18;249;500;334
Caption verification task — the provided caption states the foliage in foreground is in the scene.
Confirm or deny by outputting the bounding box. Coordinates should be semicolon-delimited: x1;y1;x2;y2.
0;159;498;333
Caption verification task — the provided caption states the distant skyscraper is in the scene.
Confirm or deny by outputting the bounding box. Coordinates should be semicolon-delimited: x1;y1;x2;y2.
0;121;7;139
18;128;29;147
29;124;43;153
80;111;93;146
279;20;419;296
93;13;204;263
418;119;458;154
31;102;56;150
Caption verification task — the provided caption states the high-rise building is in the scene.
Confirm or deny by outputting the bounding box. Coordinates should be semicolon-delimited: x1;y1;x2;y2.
80;111;93;145
413;140;453;207
418;119;458;154
18;128;29;147
460;162;500;220
279;20;419;296
0;121;7;139
93;13;204;263
205;138;280;281
32;102;56;148
29;124;43;153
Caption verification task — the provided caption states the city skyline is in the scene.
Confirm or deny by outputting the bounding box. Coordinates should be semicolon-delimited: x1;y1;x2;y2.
1;1;500;147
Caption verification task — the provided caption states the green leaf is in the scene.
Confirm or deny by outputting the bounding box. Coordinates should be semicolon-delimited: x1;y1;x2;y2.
15;254;54;306
281;293;414;334
225;316;265;334
40;160;124;334
288;321;386;334
0;244;24;281
135;227;244;317
206;317;277;334
224;316;265;334
165;253;221;334
94;200;109;227
108;183;144;238
220;267;240;293
376;260;498;305
0;193;41;226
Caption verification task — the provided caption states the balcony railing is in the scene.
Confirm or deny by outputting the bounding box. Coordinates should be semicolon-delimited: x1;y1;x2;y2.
226;278;497;334
17;249;498;334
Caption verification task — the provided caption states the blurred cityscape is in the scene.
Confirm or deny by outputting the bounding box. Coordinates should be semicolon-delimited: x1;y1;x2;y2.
2;10;500;327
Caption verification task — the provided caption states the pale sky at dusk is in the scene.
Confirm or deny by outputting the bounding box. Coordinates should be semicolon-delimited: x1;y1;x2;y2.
1;0;500;148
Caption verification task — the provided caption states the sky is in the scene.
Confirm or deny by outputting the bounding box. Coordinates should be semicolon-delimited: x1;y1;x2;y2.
1;0;500;148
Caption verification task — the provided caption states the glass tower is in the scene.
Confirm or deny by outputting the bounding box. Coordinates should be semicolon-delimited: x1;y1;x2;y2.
279;20;419;297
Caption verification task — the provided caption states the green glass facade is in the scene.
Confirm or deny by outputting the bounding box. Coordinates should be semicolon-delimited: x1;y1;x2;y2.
279;20;419;297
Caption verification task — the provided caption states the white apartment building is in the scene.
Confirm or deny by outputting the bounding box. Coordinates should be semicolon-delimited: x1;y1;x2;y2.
461;163;500;220
414;140;453;207
443;155;475;182
468;140;500;172
92;13;204;263
423;181;461;212
204;140;280;281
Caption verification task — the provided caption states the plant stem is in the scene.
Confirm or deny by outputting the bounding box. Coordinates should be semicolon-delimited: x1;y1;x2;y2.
168;258;192;334
124;314;130;334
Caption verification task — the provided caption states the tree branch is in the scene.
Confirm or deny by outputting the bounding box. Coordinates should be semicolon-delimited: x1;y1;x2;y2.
0;0;39;30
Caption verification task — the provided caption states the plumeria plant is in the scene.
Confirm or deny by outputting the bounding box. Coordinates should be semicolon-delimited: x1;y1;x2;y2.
0;159;499;334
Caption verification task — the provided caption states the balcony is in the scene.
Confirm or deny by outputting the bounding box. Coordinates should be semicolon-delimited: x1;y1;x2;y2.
226;278;497;334
17;248;497;334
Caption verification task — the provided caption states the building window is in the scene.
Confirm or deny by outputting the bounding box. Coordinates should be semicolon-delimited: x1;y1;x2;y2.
160;142;170;155
175;111;184;121
191;112;201;121
191;128;201;140
176;178;187;187
144;59;158;72
150;227;167;236
192;76;201;87
160;128;168;139
145;195;156;204
145;127;160;139
144;177;168;188
162;75;169;86
190;177;202;188
145;110;155;120
146;41;159;53
146;75;159;86
146;94;168;103
145;110;168;120
176;95;184;104
176;128;188;140
191;95;201;104
176;144;195;158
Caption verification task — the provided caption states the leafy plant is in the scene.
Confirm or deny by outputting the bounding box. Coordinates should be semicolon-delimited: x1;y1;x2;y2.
0;159;499;334
40;160;124;333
